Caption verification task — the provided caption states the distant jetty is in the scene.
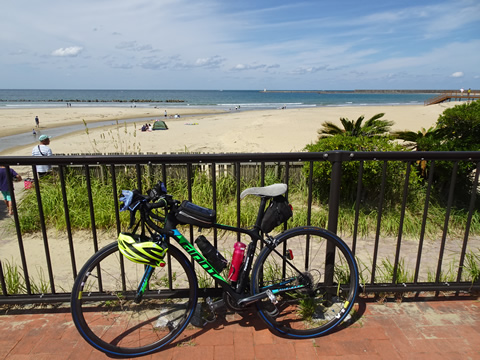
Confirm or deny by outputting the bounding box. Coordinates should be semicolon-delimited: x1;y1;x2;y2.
0;99;186;103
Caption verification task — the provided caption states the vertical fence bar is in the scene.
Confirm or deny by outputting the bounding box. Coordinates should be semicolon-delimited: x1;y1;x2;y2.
235;162;241;242
58;165;77;280
135;164;142;192
84;164;102;292
325;153;344;285
10;166;31;294
456;161;479;282
0;260;7;296
5;165;31;294
85;165;99;254
435;162;458;284
327;154;342;234
352;160;364;255
393;161;411;284
31;167;56;294
186;163;195;269
110;164;121;235
371;161;388;284
307;161;314;226
414;160;435;283
261;162;265;187
109;164;126;291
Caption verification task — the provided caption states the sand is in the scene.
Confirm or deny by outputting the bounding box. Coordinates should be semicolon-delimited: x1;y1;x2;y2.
0;102;457;157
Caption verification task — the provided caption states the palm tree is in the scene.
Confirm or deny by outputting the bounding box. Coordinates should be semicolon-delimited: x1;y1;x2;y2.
391;127;439;151
317;113;393;138
392;127;439;177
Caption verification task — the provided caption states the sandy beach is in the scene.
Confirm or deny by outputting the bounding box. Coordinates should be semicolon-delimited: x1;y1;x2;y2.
0;102;457;157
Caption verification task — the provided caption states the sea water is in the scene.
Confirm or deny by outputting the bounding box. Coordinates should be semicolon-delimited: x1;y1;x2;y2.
0;89;436;110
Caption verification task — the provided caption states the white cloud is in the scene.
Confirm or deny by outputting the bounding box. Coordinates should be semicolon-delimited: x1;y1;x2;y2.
51;46;83;57
231;63;276;71
451;71;464;78
194;56;225;68
116;41;154;52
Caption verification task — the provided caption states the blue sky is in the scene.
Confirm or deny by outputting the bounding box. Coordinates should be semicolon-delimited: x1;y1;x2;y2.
1;0;479;90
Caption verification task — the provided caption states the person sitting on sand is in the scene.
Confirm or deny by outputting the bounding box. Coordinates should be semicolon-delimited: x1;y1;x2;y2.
0;166;22;215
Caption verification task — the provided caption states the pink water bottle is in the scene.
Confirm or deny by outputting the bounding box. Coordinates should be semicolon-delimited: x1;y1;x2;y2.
228;242;246;282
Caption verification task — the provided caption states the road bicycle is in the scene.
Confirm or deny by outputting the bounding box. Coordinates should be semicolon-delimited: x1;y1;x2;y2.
71;182;359;357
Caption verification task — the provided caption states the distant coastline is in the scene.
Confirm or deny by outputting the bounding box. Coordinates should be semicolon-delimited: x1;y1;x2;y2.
261;89;447;94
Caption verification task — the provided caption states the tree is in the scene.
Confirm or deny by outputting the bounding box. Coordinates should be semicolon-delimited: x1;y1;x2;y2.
304;135;423;207
435;100;480;151
391;127;439;151
318;113;393;138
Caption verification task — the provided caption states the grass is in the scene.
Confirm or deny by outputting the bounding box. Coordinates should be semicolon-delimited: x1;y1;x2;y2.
15;168;480;240
0;259;51;296
375;258;414;284
463;250;480;283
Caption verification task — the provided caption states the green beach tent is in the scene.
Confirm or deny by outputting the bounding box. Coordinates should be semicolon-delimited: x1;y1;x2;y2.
152;120;168;130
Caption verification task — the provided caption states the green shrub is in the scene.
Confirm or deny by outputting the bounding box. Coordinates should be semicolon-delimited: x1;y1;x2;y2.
304;135;424;208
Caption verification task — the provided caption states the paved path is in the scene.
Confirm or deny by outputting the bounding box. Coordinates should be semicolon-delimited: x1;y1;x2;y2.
0;298;479;359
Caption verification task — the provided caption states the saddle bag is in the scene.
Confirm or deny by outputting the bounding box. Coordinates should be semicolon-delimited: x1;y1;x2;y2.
175;201;216;228
261;195;293;233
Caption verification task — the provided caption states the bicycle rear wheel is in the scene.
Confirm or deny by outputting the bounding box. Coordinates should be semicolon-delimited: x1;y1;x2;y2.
251;227;359;338
71;242;197;357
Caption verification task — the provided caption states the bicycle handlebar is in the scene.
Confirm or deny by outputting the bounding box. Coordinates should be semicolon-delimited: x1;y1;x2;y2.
120;181;182;231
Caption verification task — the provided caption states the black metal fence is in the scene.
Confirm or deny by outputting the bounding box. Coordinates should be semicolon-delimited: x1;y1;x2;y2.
1;151;479;305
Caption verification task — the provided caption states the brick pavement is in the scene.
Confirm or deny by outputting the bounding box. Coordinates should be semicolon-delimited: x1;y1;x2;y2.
0;297;478;359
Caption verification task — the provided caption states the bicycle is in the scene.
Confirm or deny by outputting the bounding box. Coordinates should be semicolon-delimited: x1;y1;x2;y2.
70;182;359;357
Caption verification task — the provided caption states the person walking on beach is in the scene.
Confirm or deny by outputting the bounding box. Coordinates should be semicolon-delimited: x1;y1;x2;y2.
0;166;22;216
32;135;53;177
35;116;39;128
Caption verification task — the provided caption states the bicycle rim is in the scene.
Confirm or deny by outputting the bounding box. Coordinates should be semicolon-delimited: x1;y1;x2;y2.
71;242;197;357
252;227;359;338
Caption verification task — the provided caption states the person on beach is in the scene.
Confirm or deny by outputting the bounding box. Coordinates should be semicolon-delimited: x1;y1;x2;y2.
32;135;53;177
0;166;22;216
35;116;39;128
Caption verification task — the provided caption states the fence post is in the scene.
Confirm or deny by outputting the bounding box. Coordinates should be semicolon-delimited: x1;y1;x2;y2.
324;151;350;289
327;151;350;234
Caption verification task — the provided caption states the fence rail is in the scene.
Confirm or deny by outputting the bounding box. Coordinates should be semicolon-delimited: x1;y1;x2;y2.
1;151;479;305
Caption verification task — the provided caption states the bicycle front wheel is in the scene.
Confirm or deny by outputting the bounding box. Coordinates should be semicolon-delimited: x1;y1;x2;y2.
251;227;359;338
71;242;198;357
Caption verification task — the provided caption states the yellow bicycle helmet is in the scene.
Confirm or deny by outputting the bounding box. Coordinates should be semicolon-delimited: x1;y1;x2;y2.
118;233;168;267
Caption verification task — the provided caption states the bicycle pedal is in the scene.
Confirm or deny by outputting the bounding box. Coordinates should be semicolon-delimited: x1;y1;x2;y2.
266;290;278;305
206;297;226;313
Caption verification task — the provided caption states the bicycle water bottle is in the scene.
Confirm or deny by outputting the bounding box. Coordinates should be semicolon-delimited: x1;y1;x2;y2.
195;235;227;273
228;241;246;282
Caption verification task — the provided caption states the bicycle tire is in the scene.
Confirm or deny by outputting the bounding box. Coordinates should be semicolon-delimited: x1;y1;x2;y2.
251;227;359;338
71;241;198;357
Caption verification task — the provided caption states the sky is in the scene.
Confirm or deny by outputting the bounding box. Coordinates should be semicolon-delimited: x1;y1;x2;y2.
1;0;479;90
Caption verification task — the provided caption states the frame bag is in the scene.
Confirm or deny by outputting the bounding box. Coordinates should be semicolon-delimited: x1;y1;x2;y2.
261;195;293;233
175;201;216;228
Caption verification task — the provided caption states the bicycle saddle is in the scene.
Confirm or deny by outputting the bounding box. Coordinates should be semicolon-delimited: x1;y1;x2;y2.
240;183;288;199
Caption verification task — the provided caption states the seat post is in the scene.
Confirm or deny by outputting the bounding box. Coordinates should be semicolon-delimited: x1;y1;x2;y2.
254;196;269;230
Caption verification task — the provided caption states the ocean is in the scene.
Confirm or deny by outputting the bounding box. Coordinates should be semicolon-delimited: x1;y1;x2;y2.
0;89;437;110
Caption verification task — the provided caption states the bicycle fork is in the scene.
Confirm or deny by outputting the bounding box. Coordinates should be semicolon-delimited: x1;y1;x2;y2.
134;265;154;303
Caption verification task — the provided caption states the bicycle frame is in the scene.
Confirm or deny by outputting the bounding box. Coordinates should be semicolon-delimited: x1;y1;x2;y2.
136;195;308;307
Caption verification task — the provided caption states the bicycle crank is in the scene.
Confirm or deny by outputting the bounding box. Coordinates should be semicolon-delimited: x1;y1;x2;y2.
236;289;278;307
